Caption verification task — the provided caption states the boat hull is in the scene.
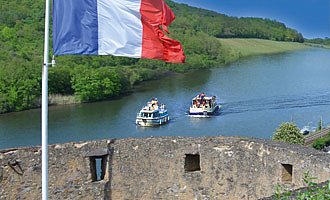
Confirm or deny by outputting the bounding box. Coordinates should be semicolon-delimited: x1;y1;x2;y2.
189;105;220;116
136;115;170;127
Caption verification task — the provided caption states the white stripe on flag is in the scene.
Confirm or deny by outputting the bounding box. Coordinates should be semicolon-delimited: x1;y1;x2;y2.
97;0;143;57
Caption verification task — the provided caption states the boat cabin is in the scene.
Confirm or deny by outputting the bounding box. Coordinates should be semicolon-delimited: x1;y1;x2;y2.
191;96;217;109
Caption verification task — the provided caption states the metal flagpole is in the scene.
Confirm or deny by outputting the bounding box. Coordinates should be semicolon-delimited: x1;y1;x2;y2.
42;0;50;198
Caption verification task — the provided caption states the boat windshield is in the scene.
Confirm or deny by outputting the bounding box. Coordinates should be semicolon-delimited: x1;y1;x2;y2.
140;113;153;118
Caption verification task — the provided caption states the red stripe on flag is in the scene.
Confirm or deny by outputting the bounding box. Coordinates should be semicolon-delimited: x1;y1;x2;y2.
140;0;185;63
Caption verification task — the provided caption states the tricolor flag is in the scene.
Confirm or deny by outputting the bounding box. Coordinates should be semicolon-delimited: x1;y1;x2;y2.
53;0;185;63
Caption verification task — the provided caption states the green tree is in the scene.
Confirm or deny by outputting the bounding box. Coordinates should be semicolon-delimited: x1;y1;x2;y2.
71;66;121;102
272;122;305;145
48;66;73;95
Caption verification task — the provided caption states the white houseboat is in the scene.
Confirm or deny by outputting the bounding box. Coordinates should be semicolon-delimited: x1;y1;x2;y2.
136;98;170;126
189;93;220;116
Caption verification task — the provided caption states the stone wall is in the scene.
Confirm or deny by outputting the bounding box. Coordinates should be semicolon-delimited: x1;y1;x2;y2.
1;136;330;199
0;141;110;200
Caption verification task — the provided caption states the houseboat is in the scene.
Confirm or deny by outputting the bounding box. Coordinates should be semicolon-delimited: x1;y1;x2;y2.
136;98;170;126
189;93;220;116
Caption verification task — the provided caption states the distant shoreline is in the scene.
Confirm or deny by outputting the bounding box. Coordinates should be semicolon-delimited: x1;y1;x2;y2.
304;42;330;49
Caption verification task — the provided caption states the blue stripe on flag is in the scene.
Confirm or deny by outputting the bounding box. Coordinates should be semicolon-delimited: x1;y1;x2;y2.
53;0;99;55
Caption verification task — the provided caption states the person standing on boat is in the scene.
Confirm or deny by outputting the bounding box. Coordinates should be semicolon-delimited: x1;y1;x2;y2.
200;92;205;100
151;98;158;110
197;101;201;108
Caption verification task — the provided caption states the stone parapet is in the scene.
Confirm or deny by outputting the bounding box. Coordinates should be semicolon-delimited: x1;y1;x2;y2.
1;136;330;199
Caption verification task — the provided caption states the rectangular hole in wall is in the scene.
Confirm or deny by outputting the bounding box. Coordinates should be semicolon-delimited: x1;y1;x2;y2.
281;164;293;182
184;154;201;172
89;155;107;182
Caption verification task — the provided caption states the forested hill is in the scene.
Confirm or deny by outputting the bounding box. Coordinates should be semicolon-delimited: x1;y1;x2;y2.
166;0;304;42
0;0;305;113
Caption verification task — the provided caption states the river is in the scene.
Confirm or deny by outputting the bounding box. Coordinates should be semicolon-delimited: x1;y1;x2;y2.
1;48;330;149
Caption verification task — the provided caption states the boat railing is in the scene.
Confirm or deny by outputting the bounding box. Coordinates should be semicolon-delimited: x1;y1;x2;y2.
159;104;166;110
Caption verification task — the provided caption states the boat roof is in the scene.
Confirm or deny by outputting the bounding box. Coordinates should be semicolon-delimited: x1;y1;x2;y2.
192;96;215;100
139;106;167;113
141;107;158;113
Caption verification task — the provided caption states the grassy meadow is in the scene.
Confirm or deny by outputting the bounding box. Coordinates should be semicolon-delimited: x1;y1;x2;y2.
218;39;308;63
304;43;330;49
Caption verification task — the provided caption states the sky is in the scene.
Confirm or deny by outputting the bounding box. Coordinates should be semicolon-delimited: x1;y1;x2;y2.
172;0;330;39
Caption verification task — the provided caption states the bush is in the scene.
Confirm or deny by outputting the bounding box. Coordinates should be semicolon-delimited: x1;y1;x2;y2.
272;122;305;145
312;132;330;150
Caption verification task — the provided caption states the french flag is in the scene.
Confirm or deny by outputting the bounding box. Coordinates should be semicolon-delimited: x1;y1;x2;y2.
53;0;185;63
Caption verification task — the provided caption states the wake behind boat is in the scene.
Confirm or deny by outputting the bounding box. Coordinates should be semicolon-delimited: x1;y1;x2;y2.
136;98;170;126
189;93;220;116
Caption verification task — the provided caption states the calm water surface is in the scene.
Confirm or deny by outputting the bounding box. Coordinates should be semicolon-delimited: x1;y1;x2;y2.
1;48;330;149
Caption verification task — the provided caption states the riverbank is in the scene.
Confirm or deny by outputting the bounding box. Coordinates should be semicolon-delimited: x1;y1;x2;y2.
48;39;309;106
304;42;330;49
0;38;310;111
